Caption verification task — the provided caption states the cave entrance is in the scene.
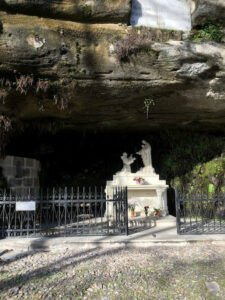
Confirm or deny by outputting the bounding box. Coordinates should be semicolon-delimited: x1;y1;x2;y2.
5;131;148;188
4;128;224;218
130;0;193;31
3;129;178;216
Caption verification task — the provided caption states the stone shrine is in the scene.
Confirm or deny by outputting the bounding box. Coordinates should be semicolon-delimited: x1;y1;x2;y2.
106;140;168;217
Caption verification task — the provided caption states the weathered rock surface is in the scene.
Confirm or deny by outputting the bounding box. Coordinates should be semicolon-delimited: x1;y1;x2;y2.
0;0;130;23
192;0;225;26
205;281;220;294
0;3;224;131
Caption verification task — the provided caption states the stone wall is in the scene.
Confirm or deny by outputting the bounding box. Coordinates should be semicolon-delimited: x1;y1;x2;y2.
0;156;40;193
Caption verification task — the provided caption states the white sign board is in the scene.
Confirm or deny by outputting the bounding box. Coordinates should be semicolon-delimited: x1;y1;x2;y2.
16;201;36;211
130;0;192;31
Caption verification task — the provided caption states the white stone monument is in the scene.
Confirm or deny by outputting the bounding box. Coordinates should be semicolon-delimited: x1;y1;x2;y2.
106;140;168;217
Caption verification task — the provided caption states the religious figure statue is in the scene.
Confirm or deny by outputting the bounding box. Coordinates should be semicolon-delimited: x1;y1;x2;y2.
136;140;152;167
119;152;136;173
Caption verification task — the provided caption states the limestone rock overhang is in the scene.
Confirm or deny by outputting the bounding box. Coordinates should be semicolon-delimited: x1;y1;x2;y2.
1;1;225;28
0;0;131;23
0;4;225;132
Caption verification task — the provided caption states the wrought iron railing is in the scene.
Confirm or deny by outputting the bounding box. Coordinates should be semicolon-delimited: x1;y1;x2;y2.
175;188;225;234
0;187;128;238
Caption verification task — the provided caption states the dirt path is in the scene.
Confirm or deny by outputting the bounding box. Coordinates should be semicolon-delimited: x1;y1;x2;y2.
0;243;225;299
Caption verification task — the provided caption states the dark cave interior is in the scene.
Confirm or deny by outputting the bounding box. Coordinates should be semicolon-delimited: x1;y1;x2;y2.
3;127;225;215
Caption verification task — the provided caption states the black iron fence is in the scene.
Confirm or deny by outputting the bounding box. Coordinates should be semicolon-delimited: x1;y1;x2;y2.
175;188;225;234
0;187;128;238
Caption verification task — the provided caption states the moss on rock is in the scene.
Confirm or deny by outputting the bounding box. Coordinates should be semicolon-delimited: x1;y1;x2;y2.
80;5;92;20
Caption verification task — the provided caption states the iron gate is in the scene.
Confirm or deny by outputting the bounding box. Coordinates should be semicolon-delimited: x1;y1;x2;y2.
175;187;225;234
0;187;128;238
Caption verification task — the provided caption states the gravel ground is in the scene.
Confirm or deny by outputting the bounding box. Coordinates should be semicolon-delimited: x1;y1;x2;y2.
1;243;225;299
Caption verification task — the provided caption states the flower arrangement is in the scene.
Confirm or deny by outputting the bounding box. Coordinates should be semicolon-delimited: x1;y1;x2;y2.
154;208;162;217
128;203;135;218
144;206;149;216
133;176;144;184
128;204;135;212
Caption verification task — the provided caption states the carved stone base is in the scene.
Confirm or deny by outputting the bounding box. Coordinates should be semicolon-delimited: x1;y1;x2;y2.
106;172;168;217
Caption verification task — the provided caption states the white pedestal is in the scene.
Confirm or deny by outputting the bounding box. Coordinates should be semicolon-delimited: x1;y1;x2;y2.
106;168;168;217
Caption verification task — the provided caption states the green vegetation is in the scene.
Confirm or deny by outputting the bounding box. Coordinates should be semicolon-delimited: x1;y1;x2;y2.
80;5;92;19
173;156;225;193
155;131;225;183
29;30;39;36
189;23;223;43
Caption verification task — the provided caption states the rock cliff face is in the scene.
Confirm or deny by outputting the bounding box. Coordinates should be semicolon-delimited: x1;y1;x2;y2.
192;0;225;26
0;0;225;131
0;0;131;23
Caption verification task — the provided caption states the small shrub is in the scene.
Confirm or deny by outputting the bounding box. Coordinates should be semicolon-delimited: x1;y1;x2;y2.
0;74;50;96
115;29;153;61
36;79;48;93
80;5;92;19
190;23;223;43
0;74;68;111
16;75;34;94
53;94;68;110
144;98;155;119
0;90;7;104
0;115;11;132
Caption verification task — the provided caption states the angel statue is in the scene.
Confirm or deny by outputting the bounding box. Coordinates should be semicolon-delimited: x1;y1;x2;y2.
119;152;136;173
136;140;152;167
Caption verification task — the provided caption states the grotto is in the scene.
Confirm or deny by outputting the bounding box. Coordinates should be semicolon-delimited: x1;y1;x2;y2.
0;0;225;236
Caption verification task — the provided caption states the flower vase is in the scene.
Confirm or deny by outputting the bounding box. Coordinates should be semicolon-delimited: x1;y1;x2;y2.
136;180;140;184
131;210;135;218
155;211;161;217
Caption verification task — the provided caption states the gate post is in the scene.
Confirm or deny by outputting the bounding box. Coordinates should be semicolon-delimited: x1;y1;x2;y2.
175;186;181;235
124;187;129;236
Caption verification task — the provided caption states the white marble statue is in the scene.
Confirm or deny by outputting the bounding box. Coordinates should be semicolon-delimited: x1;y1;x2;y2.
106;140;168;217
136;140;152;167
119;152;136;173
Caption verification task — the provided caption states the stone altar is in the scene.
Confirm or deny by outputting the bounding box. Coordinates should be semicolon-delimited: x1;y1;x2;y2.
106;140;168;217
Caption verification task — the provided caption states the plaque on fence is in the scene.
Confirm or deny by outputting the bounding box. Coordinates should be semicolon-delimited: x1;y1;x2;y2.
16;201;36;211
